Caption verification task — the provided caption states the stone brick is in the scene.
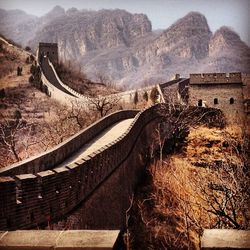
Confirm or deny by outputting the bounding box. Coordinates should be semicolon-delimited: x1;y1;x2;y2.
189;73;245;124
201;229;250;249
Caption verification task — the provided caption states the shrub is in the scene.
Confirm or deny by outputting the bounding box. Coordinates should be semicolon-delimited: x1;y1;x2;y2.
150;87;159;104
134;90;139;106
0;88;6;99
29;75;34;83
25;57;30;64
143;91;148;102
14;110;22;120
25;46;31;51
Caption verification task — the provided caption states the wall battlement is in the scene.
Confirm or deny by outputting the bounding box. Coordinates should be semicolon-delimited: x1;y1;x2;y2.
0;230;121;249
0;110;138;177
0;105;164;230
39;42;58;47
190;72;242;85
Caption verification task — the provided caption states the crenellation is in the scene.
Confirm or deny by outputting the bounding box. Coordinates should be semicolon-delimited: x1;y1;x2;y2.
0;177;16;227
53;166;69;174
36;170;55;178
190;72;242;84
0;110;138;177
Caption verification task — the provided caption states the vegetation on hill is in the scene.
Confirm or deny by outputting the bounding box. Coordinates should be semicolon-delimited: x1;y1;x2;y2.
126;107;250;249
54;61;119;97
0;37;24;78
0;36;136;167
0;38;111;167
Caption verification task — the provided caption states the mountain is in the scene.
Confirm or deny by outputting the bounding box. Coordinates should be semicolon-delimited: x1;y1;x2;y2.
152;11;212;60
29;8;152;60
0;7;249;87
0;9;38;46
0;6;66;47
200;26;250;73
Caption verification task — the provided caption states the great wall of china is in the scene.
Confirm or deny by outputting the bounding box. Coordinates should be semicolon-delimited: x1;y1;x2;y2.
0;104;165;230
0;41;249;249
0;42;169;231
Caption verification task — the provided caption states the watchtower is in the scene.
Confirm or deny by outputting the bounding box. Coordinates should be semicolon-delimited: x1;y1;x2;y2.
38;42;58;65
189;72;245;124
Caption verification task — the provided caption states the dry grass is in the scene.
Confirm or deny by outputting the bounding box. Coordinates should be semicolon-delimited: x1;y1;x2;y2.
128;125;249;249
0;38;30;79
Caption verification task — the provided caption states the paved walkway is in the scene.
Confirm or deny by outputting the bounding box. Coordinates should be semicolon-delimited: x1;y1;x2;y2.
57;118;134;168
41;57;76;97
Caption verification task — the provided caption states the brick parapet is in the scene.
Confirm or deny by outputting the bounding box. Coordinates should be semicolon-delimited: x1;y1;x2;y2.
0;110;138;177
190;72;242;85
0;104;164;230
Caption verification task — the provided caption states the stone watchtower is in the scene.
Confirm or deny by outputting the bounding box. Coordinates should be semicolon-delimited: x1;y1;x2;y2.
38;42;59;65
189;73;245;124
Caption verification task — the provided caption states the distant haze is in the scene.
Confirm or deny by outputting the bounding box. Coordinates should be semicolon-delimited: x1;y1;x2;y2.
0;0;249;46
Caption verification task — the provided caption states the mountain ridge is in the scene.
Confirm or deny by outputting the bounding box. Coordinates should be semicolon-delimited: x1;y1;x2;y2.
0;7;249;87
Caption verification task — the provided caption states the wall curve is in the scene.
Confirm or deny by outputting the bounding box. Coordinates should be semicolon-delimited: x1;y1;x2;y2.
0;104;164;230
0;110;138;176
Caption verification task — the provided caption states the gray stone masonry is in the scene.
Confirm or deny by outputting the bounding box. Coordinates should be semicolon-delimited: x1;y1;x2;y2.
201;229;250;249
0;230;120;249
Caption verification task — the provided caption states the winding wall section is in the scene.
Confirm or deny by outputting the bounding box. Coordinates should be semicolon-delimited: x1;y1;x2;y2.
0;104;165;230
0;110;138;176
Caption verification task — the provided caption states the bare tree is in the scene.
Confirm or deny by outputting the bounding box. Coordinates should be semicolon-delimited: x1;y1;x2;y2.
150;87;160;104
95;71;112;85
0;101;96;167
189;142;250;229
41;101;94;147
0;115;41;166
143;91;149;102
126;104;234;249
89;95;121;117
0;117;23;162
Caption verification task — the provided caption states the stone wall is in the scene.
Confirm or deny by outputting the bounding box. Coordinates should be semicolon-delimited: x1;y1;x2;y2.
0;110;138;176
189;81;245;124
201;229;250;249
40;55;163;107
0;105;164;230
0;230;121;249
190;73;242;84
38;43;58;65
50;111;161;230
159;78;189;104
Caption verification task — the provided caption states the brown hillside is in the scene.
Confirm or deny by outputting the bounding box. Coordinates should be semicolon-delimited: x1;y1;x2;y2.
0;38;99;167
128;125;249;249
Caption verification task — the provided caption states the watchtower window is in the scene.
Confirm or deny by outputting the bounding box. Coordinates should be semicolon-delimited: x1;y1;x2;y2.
230;98;234;104
214;98;218;105
198;99;202;107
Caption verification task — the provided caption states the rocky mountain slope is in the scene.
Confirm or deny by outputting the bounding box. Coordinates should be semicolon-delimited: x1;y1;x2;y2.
0;7;249;87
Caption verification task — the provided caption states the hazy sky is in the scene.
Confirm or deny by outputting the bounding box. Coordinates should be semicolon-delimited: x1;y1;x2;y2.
0;0;249;45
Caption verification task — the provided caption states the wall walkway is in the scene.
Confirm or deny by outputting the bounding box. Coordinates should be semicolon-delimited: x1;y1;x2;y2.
0;104;165;230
